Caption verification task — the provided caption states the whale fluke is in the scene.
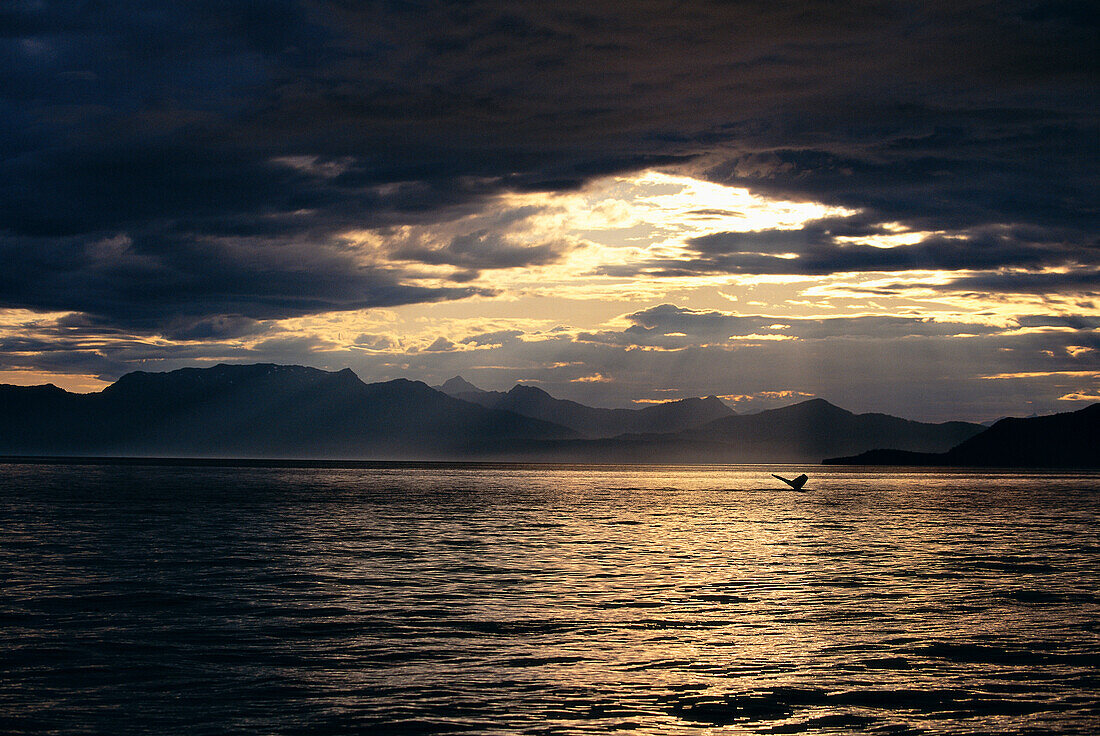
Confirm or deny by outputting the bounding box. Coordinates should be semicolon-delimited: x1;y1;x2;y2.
772;473;808;490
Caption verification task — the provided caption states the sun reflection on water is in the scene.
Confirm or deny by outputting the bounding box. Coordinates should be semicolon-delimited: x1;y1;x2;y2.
1;463;1098;734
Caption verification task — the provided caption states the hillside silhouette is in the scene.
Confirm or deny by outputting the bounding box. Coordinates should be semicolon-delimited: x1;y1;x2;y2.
824;403;1100;468
0;363;1002;462
0;364;576;458
514;397;984;463
438;376;733;438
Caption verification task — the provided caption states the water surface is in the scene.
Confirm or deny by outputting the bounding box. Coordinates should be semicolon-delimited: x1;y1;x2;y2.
2;463;1098;734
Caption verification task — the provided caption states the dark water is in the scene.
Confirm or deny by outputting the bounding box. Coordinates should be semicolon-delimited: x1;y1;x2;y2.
2;463;1099;735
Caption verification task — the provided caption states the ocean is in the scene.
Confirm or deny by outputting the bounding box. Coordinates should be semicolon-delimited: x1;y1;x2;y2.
2;462;1098;734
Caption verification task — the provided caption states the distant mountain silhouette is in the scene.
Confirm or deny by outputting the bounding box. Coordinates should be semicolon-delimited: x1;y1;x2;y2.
672;398;982;461
436;377;734;438
824;403;1100;467
502;398;984;463
437;375;488;396
0;364;577;459
979;411;1041;427
0;365;996;463
435;375;508;407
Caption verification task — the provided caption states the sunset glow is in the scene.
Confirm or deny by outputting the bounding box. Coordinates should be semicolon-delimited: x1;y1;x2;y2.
0;1;1095;422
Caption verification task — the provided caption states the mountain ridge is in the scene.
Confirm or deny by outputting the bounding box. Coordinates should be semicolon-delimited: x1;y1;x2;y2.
437;375;735;438
0;363;579;459
0;363;1049;463
824;402;1100;467
512;396;984;464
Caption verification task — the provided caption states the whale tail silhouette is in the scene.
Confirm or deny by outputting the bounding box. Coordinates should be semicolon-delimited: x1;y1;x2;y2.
772;473;808;490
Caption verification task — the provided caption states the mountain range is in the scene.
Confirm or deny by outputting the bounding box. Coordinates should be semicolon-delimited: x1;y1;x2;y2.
504;396;984;463
0;364;576;459
3;362;1086;465
436;376;734;438
824;403;1100;468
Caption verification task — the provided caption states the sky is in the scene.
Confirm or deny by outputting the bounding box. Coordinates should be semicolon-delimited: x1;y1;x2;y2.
0;0;1097;421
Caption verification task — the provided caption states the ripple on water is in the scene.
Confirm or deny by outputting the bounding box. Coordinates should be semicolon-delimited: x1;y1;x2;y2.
1;463;1098;735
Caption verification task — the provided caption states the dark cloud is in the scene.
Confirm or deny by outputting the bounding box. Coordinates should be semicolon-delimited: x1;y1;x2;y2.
595;216;1099;284
354;333;396;351
1016;315;1100;329
0;0;1095;332
625;304;755;336
160;315;271;341
391;230;575;271
251;334;338;355
0;232;492;333
935;269;1100;294
461;329;524;347
577;304;1004;349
